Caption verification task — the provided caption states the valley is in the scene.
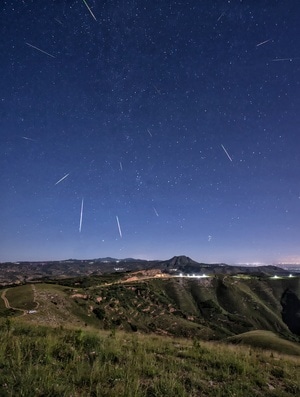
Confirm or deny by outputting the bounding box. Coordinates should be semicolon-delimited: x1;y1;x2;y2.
1;258;300;396
1;269;300;342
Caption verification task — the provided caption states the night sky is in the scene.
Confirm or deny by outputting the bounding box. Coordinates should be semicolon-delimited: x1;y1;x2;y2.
1;1;300;264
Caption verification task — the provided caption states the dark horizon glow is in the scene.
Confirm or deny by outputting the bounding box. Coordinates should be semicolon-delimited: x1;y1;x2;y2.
1;1;300;264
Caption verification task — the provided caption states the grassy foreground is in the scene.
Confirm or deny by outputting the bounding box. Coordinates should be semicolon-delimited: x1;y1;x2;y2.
0;320;300;396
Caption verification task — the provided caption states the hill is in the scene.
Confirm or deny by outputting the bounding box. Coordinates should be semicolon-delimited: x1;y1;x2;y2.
0;321;299;396
2;273;300;341
226;330;300;355
1;271;300;396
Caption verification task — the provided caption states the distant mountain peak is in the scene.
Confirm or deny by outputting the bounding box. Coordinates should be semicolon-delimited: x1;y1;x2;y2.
95;257;119;262
163;255;199;267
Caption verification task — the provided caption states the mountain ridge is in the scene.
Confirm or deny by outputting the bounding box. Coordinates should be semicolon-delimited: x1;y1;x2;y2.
0;255;292;286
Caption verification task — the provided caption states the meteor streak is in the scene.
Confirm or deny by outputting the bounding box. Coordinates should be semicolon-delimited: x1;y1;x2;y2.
221;144;233;162
116;215;122;238
54;18;63;25
256;39;271;47
271;58;294;62
54;173;70;185
21;136;36;141
25;42;55;58
217;11;225;21
153;85;161;94
82;0;97;21
79;199;84;233
153;207;159;217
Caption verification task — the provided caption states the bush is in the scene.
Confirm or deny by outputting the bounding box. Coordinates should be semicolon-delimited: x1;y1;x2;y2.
93;307;105;320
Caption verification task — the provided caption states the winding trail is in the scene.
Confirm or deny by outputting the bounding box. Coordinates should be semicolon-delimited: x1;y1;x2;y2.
0;286;39;316
1;289;10;309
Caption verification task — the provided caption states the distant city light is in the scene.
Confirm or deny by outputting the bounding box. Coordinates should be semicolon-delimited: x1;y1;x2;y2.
176;273;209;279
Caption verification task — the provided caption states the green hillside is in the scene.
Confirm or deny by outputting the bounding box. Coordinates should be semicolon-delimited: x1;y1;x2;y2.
1;274;300;396
81;275;299;340
1;275;300;341
226;330;300;356
0;320;299;397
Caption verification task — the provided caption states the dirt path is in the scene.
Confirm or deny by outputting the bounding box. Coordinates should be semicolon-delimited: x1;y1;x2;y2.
0;289;27;316
31;284;40;309
1;289;10;309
